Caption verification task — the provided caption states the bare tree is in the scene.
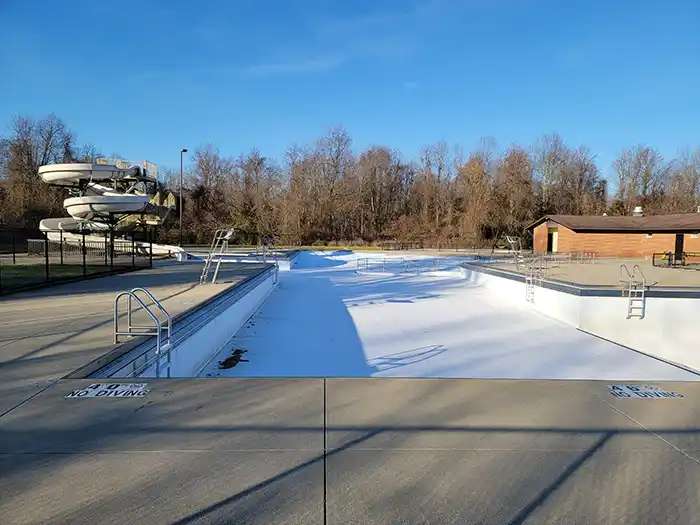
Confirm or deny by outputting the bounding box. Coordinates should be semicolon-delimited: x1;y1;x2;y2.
492;145;534;237
0;114;74;226
3;113;699;247
532;133;567;211
613;145;671;215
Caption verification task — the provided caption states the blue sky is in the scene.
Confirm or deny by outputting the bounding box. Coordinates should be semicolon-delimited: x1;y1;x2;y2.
0;0;698;178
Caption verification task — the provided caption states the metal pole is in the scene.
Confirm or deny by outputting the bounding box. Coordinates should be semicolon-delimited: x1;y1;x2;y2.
82;231;87;276
60;231;64;265
44;233;49;282
12;232;16;264
179;153;183;246
179;148;187;247
113;295;119;344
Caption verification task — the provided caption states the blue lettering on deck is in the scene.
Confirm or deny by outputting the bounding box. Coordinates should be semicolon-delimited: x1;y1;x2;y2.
608;385;683;399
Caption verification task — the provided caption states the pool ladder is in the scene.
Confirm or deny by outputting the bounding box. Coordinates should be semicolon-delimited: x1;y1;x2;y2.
619;264;647;319
114;287;172;377
525;256;544;303
200;228;236;284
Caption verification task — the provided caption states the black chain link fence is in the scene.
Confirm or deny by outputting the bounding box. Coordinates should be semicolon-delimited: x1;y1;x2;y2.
0;228;154;295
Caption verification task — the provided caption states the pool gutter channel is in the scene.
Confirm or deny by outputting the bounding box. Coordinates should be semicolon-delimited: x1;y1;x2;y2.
68;264;278;379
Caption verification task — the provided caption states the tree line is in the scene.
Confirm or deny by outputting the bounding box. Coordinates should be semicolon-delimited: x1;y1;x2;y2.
1;114;699;246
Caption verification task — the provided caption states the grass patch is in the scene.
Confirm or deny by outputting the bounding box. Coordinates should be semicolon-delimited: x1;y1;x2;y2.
0;263;140;291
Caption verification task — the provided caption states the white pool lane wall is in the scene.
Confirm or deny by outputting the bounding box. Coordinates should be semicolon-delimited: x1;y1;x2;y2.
141;267;279;378
462;266;700;373
184;251;300;270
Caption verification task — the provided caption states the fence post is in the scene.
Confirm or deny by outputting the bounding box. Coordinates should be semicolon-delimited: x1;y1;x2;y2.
82;231;87;276
149;228;153;267
104;232;108;266
12;232;16;264
132;237;135;268
109;229;114;269
44;233;49;282
60;231;64;265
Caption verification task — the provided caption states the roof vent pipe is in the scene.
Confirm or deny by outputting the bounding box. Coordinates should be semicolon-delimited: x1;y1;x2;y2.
632;206;643;217
696;205;700;213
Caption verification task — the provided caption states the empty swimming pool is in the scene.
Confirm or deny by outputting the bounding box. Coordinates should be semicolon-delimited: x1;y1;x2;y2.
197;251;698;381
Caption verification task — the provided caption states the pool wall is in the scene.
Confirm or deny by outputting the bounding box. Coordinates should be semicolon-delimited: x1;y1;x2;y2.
141;267;279;377
461;265;700;373
276;251;299;271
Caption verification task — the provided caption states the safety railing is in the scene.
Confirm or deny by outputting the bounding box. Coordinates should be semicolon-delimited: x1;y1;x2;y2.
356;257;406;272
569;251;599;264
114;287;172;377
510;251;597;273
651;251;700;268
356;257;451;275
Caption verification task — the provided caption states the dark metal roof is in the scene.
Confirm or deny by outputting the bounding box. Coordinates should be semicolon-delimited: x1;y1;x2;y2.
528;213;700;233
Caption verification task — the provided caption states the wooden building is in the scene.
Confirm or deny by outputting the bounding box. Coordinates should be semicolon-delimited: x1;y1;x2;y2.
528;212;700;258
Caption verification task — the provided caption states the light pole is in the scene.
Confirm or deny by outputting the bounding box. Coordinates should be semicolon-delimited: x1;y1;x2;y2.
179;148;188;246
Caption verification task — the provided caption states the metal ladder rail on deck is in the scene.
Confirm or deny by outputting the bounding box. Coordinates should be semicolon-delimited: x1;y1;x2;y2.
199;229;225;284
619;264;647;319
200;228;235;284
210;229;237;284
200;228;228;284
114;287;172;377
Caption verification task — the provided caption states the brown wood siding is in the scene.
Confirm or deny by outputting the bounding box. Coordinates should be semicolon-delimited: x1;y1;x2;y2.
533;223;548;254
555;227;700;257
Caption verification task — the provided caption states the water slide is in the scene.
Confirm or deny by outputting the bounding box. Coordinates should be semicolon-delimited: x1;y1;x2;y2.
38;162;185;258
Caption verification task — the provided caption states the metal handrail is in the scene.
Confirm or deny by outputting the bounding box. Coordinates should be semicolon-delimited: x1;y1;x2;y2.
620;264;648;287
619;264;632;285
114;287;172;378
128;287;172;342
632;264;646;286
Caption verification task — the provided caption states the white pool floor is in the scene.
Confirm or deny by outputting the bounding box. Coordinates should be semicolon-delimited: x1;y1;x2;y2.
199;252;699;381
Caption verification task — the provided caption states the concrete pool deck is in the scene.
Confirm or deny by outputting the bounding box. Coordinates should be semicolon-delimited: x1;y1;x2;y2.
490;257;700;288
0;262;268;417
1;377;699;524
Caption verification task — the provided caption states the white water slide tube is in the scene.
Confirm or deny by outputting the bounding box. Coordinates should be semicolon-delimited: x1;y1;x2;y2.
40;164;151;220
38;163;185;258
38;163;149;185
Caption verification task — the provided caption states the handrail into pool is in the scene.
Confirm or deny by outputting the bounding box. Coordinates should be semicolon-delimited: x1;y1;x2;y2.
114;287;172;377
